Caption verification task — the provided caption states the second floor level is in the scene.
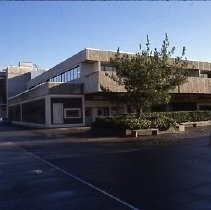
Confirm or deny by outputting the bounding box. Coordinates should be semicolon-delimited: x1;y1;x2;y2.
26;48;211;95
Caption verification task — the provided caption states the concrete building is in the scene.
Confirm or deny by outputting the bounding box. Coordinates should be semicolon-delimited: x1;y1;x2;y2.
0;70;7;118
0;62;46;119
7;48;211;128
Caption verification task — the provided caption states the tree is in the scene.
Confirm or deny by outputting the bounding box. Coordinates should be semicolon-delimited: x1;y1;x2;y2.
108;34;188;116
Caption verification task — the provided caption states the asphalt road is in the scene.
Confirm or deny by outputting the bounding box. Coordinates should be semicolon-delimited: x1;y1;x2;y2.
1;124;211;210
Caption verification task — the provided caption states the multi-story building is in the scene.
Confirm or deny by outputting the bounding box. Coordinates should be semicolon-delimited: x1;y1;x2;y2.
0;62;46;119
7;48;211;128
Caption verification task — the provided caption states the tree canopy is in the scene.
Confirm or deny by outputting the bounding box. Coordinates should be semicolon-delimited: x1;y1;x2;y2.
108;34;188;115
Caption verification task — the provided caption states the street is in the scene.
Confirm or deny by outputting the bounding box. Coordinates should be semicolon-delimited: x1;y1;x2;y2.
0;124;211;210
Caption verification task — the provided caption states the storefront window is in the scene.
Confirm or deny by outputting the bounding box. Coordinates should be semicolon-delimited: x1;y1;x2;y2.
64;108;81;119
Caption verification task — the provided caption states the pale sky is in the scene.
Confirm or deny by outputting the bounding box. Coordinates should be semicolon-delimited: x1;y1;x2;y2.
0;1;211;69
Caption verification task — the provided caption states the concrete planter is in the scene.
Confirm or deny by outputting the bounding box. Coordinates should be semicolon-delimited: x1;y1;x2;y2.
127;124;185;137
125;120;211;137
181;120;211;127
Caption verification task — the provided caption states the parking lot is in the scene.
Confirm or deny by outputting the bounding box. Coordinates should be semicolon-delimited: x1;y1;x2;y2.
1;124;211;210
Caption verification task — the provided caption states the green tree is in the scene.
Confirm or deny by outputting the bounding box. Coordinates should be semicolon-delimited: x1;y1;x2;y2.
109;34;188;116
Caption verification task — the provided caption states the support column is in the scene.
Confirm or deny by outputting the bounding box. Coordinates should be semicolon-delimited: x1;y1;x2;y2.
82;95;85;126
20;104;22;122
45;95;51;128
166;104;170;112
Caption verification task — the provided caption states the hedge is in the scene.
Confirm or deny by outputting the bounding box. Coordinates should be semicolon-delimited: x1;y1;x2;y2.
140;110;211;123
93;111;211;131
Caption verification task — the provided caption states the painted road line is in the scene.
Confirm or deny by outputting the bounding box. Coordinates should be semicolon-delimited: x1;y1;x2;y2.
11;142;140;210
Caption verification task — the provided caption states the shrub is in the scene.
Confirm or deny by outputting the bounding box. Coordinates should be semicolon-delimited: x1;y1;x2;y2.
150;116;176;131
93;110;211;131
93;116;151;130
123;118;151;130
140;111;211;123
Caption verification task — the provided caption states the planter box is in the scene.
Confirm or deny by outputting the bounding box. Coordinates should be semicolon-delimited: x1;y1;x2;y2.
131;128;159;137
175;124;185;132
128;124;185;137
181;120;211;127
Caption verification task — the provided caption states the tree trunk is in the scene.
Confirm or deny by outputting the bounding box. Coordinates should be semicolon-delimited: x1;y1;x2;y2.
138;107;143;117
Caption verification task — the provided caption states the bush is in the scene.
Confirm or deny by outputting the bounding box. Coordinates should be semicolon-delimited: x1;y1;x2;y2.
93;116;151;130
123;118;151;130
150;116;176;131
93;110;211;131
140;110;211;123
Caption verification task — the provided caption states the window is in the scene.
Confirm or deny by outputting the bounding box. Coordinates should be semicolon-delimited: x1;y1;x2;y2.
62;73;65;82
64;108;81;119
97;107;110;117
73;68;76;79
200;70;211;78
85;110;90;116
51;77;54;82
97;109;102;116
77;67;80;78
111;107;117;116
199;105;211;110
200;73;208;78
49;66;80;84
65;72;69;82
56;75;61;82
101;64;115;71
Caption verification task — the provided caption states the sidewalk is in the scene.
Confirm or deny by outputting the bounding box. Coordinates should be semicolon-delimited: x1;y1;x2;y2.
29;125;211;145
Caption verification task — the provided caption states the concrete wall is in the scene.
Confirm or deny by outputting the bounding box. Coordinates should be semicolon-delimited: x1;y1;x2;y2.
80;61;99;77
85;48;134;62
177;77;211;94
26;48;211;96
99;71;126;92
7;66;35;98
86;49;211;71
9;82;83;106
7;66;33;79
8;72;31;98
27;50;87;89
27;49;131;89
9;83;49;105
83;72;99;93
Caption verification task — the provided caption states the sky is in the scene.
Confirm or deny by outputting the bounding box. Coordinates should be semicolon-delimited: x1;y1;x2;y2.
0;1;211;69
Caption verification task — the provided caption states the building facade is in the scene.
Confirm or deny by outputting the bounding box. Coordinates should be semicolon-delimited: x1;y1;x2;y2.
7;48;211;128
0;70;7;118
0;62;46;119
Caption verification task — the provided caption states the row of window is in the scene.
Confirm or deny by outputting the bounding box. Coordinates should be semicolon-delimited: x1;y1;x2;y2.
100;65;211;78
101;64;116;71
50;66;80;83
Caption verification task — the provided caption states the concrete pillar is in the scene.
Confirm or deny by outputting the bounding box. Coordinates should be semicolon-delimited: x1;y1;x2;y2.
92;107;98;122
20;104;22;122
82;95;85;126
166;104;170;112
45;95;51;127
97;60;101;71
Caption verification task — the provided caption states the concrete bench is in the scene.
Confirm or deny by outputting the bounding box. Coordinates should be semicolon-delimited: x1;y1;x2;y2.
181;122;197;127
175;124;185;132
131;128;159;137
194;120;211;127
181;121;211;128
